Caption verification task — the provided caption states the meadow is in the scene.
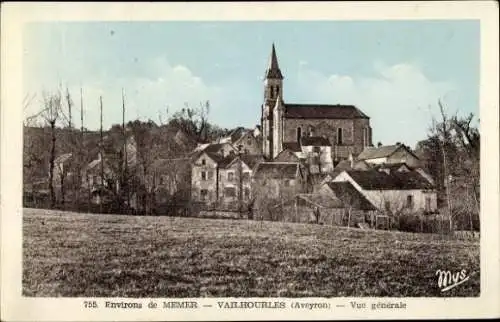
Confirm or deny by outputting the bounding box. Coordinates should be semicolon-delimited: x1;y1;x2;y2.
23;208;480;297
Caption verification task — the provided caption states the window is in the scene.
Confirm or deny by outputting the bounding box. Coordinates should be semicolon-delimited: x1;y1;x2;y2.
159;176;165;185
207;171;214;180
425;196;431;212
385;201;391;211
276;85;280;95
363;128;368;147
313;146;321;153
201;171;207;181
244;187;250;199
200;189;208;201
201;159;206;166
224;187;236;197
228;172;234;181
406;195;413;208
308;125;315;137
284;179;290;187
337;128;343;145
242;171;250;181
296;127;302;143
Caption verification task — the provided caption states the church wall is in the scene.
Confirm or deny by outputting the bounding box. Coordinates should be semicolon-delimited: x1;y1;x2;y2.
353;118;372;149
283;118;356;146
282;118;371;161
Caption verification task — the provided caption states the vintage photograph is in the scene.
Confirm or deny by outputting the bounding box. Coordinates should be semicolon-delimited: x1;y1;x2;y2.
21;19;481;298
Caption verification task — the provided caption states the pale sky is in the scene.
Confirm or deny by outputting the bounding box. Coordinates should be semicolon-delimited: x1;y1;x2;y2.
23;20;479;148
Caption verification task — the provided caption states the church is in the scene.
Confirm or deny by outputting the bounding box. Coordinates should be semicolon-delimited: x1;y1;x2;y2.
260;44;373;161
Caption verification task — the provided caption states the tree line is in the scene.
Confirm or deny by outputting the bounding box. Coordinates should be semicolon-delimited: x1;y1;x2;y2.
23;87;233;215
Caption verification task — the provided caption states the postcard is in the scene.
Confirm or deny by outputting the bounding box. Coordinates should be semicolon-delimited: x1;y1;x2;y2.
1;1;499;321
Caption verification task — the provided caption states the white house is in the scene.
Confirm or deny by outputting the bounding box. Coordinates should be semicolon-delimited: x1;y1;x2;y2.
356;143;421;168
332;168;438;214
300;136;334;174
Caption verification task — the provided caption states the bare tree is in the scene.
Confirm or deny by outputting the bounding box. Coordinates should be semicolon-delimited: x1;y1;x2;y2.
425;100;480;232
376;192;408;230
41;90;63;207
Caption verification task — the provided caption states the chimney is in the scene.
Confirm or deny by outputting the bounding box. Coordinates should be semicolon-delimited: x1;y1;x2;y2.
377;142;383;147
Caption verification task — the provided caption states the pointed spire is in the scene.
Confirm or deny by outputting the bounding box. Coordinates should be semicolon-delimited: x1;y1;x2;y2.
265;43;283;79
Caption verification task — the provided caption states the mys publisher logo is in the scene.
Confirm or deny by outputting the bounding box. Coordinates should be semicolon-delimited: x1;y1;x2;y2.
435;269;470;292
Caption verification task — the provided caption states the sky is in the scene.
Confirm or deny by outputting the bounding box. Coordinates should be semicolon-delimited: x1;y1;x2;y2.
23;20;479;148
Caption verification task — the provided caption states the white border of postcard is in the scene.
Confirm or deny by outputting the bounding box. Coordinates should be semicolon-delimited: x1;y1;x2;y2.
1;1;499;321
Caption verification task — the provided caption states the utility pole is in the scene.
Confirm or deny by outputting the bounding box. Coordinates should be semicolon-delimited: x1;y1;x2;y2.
100;96;104;214
66;86;73;129
122;88;129;213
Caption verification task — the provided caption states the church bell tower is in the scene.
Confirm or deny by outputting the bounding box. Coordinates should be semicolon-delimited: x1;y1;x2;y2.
261;43;284;159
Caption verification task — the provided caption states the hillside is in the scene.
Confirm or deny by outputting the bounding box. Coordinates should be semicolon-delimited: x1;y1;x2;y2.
23;209;480;297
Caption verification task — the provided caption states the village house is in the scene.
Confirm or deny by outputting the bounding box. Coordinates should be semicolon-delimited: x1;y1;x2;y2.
146;157;192;208
331;168;438;214
252;162;307;199
191;150;263;208
193;142;237;158
217;127;261;155
52;153;74;187
260;44;373;160
191;151;222;205
356;143;421;168
300;136;334;174
252;161;308;219
217;154;264;209
81;152;117;204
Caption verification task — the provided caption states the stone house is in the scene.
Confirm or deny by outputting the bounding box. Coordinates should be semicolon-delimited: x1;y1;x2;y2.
191;150;264;208
356;143;421;168
191;151;223;205
320;181;378;227
300;136;334;174
146;157;192;207
52;153;74;187
252;161;308;219
217;154;264;209
332;168;438;214
219;127;261;155
252;162;307;199
199;142;237;158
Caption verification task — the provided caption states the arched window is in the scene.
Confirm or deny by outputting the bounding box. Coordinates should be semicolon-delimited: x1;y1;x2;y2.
337;128;343;145
296;127;302;143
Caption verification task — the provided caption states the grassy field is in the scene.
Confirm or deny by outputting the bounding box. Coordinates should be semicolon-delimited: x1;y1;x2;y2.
23;208;480;297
